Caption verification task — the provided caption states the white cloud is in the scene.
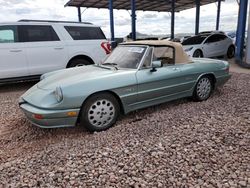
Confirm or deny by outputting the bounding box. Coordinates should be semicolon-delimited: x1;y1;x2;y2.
0;0;244;38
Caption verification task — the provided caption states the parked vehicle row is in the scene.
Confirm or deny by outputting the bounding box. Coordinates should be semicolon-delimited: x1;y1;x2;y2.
0;20;110;82
182;32;235;58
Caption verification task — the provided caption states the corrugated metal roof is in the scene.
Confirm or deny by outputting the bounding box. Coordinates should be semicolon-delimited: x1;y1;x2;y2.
65;0;220;12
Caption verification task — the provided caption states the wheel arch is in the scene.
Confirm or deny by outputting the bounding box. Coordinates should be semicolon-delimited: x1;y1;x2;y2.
67;55;95;68
76;90;125;124
193;49;204;57
196;73;217;88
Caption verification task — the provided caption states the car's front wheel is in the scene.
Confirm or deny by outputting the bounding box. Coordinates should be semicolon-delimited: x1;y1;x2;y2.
193;76;213;101
193;50;203;58
80;93;120;132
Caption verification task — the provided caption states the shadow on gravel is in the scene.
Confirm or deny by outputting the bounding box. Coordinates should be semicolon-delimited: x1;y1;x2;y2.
0;81;38;93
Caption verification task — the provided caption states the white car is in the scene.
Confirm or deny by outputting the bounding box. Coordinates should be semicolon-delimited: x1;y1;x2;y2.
182;33;235;58
0;20;110;82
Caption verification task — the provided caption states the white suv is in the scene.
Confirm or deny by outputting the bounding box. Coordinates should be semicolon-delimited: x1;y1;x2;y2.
0;20;110;82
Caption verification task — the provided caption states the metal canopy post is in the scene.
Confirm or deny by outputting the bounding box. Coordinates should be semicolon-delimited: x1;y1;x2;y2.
236;0;248;60
77;7;82;22
131;0;136;40
216;0;221;30
171;0;175;39
195;0;200;35
109;0;115;42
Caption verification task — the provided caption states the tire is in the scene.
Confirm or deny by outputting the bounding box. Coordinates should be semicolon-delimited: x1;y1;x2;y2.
227;45;235;59
68;58;91;68
193;50;203;58
80;93;120;132
193;76;213;101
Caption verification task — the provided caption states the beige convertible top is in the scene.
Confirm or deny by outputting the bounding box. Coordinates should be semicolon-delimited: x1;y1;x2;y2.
123;40;192;64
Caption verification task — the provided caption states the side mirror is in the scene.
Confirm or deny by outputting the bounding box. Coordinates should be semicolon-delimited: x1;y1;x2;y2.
150;61;162;72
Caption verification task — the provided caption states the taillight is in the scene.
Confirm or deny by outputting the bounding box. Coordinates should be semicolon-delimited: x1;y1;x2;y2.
101;42;111;55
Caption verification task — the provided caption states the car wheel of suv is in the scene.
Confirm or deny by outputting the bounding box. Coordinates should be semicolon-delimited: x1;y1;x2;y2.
227;45;235;59
193;50;203;58
68;59;91;67
80;93;120;132
193;76;213;101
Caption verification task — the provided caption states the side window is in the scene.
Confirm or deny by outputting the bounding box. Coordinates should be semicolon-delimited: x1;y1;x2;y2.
19;25;60;42
0;26;18;43
64;26;106;40
218;34;227;41
153;46;175;66
205;34;221;43
142;47;153;68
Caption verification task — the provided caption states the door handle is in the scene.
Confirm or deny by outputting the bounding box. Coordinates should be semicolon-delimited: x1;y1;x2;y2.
54;47;64;50
10;49;22;52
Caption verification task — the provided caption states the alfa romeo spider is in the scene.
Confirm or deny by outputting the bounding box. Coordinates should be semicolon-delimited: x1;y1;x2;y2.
19;40;231;131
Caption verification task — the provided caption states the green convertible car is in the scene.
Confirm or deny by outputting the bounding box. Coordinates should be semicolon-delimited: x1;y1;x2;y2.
19;40;231;132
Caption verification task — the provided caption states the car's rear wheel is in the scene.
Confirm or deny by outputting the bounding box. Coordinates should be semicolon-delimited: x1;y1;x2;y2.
193;76;213;101
80;93;120;132
227;45;235;59
68;58;91;68
193;50;203;58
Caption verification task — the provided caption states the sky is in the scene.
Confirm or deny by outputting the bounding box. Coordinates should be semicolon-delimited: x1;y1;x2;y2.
0;0;245;38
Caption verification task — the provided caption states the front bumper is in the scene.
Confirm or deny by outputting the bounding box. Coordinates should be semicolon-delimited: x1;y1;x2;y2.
19;101;80;128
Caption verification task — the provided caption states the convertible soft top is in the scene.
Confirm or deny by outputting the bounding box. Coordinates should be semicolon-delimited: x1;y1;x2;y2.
123;40;192;64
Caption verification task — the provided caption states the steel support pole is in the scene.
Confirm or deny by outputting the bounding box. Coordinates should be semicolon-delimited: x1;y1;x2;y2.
236;0;248;60
131;0;136;41
216;0;221;30
171;0;175;39
109;0;115;42
77;7;82;22
195;0;200;35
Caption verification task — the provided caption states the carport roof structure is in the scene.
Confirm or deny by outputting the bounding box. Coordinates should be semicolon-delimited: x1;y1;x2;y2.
65;0;224;41
65;0;220;12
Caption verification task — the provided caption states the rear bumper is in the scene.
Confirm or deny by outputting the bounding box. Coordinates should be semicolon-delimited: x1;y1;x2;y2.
216;74;231;87
19;101;80;128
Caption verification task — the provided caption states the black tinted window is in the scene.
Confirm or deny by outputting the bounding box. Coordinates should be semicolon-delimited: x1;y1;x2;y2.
65;26;106;40
205;34;225;43
0;26;18;43
19;25;59;42
182;35;208;45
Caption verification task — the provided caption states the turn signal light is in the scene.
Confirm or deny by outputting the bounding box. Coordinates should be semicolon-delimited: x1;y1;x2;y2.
67;112;77;117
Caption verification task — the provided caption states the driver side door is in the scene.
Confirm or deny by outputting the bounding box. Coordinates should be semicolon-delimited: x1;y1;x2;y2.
135;47;185;109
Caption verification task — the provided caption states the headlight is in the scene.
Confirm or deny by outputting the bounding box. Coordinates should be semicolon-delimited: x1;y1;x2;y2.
54;87;63;102
185;47;193;52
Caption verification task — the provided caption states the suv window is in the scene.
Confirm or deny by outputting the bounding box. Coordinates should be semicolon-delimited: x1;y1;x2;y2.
65;26;106;40
0;26;18;43
205;34;225;43
19;25;60;42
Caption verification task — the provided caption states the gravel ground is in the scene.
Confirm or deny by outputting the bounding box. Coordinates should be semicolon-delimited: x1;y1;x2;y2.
0;73;249;187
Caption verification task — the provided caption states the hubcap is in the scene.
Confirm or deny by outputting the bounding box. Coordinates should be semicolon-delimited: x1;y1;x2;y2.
197;78;211;100
88;99;115;127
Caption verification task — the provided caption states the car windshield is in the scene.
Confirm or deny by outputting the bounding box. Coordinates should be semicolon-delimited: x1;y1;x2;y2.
102;46;146;69
182;35;208;45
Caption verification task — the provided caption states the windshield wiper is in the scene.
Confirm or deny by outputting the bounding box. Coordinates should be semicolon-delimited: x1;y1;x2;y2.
102;63;119;70
102;63;118;66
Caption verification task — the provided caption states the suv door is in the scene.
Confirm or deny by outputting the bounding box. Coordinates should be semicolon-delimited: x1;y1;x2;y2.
0;25;28;79
19;25;68;76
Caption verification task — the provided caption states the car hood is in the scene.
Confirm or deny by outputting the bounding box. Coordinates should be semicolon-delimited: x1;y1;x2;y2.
38;65;119;90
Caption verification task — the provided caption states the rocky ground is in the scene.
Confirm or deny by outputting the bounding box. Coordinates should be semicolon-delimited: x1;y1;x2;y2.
0;73;249;187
